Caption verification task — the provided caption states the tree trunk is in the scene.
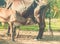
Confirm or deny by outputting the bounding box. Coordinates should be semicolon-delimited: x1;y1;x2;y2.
48;17;53;37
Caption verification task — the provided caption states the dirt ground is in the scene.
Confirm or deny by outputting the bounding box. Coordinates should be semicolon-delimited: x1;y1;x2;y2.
0;29;60;44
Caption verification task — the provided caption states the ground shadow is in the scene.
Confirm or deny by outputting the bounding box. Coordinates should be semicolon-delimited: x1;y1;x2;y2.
0;33;60;42
0;39;24;44
0;39;9;44
17;34;60;41
40;35;60;41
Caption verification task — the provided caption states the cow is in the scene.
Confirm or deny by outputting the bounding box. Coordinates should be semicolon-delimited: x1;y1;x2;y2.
8;0;48;41
1;0;49;41
0;7;29;41
0;8;16;41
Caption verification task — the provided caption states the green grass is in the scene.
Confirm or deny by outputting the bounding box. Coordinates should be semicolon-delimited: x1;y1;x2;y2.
0;19;60;31
20;24;39;31
45;19;60;31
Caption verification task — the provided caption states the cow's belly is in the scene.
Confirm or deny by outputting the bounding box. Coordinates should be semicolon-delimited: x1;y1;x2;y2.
0;17;8;22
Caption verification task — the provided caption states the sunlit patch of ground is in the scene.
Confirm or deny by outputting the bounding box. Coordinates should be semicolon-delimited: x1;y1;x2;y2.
0;30;60;44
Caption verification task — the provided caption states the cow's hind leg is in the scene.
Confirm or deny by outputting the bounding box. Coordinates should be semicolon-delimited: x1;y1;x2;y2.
34;6;45;40
7;25;10;36
11;22;15;41
8;22;15;41
13;25;16;37
7;22;12;36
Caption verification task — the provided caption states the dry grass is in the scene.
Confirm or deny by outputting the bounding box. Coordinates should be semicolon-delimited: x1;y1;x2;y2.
0;30;60;44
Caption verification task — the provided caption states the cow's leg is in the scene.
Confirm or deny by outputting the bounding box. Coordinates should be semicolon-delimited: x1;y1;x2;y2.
37;14;45;40
10;22;15;41
7;22;12;36
13;25;16;37
35;13;45;40
34;6;45;40
6;22;11;36
48;17;53;37
7;22;16;41
36;20;45;39
16;26;20;38
34;15;45;39
7;25;10;36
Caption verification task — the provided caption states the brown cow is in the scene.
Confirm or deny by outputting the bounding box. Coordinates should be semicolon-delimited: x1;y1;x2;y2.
0;8;16;41
0;8;27;41
6;0;35;37
4;0;49;41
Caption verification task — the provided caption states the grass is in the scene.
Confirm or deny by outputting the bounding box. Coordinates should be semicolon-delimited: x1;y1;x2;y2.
20;24;39;31
0;19;60;31
45;18;60;31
